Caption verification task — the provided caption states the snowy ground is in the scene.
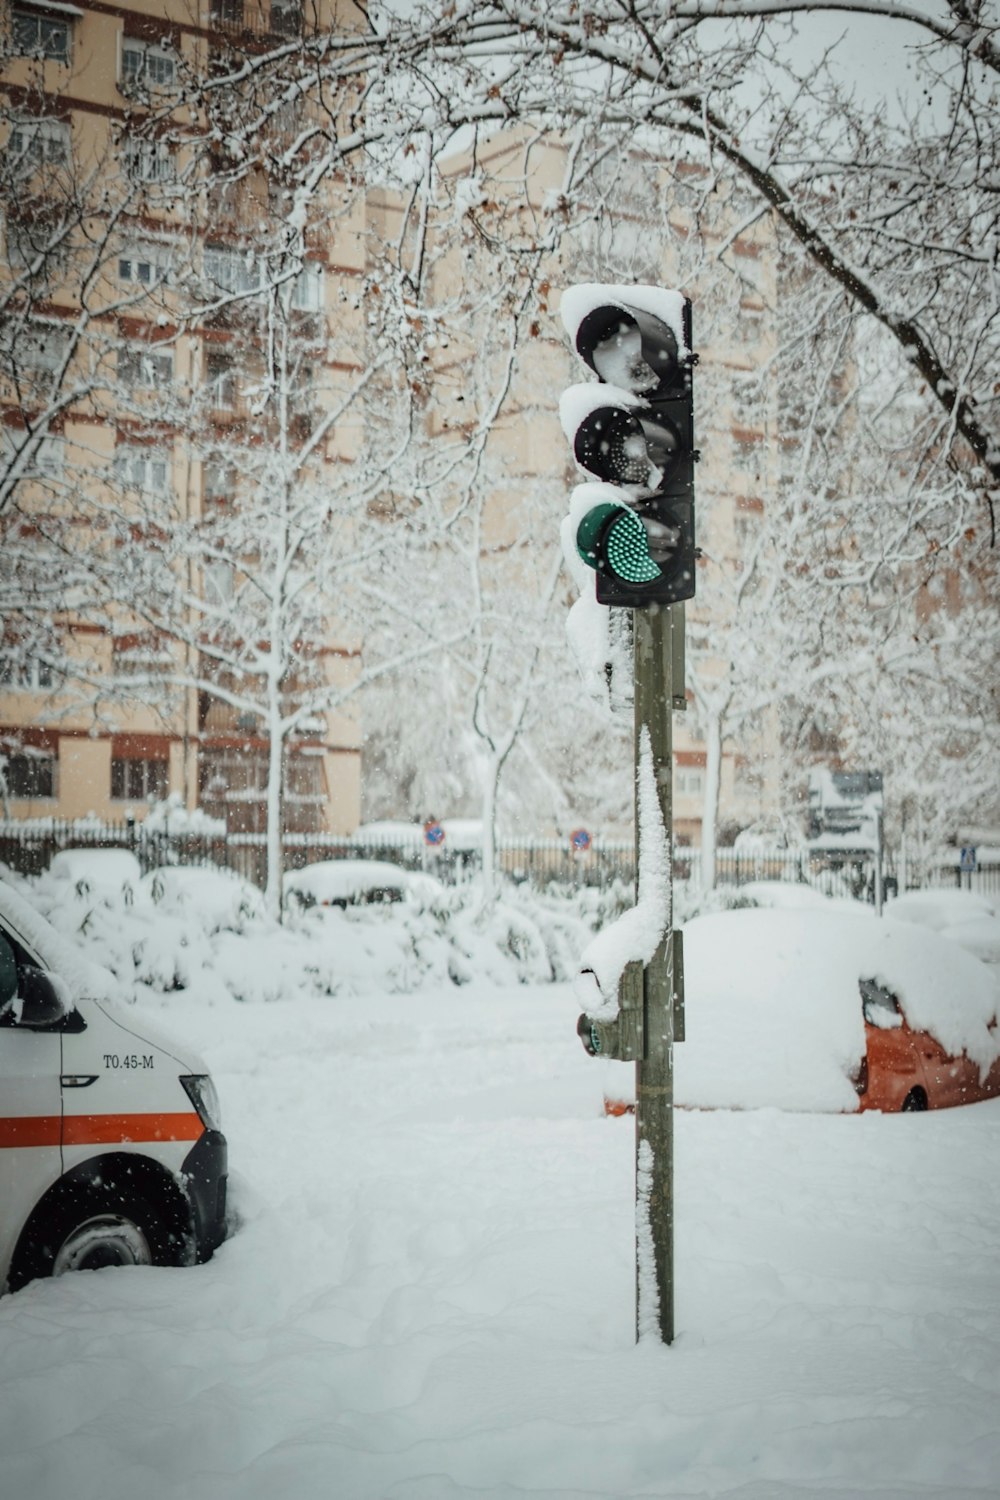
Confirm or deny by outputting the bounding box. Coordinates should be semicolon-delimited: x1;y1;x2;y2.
4;973;1000;1499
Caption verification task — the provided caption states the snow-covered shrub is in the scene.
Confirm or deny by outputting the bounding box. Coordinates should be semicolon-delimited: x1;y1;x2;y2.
3;865;607;1003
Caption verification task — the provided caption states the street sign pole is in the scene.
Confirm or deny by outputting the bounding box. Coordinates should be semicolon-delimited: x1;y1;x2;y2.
633;603;678;1344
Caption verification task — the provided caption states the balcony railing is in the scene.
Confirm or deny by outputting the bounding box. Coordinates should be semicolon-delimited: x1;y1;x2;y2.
208;0;306;39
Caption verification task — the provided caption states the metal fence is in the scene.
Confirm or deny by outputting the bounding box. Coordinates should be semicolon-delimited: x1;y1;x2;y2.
0;818;996;901
0;822;634;891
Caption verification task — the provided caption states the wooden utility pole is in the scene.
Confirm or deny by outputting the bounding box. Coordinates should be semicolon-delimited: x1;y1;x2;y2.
632;603;681;1344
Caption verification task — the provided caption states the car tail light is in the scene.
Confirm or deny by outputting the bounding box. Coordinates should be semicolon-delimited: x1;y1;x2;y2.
853;1055;869;1097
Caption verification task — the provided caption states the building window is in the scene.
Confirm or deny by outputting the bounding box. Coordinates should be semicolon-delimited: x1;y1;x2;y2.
12;7;71;61
198;745;322;834
285;751;324;801
6;207;69;273
114;447;171;493
203;244;262;299
122;137;175;184
203;462;236;504
210;0;244;29
120;38;177;92
0;429;65;481
291;260;324;311
0;655;55;690
198;746;266;834
118;241;169;286
9;116;70;171
111;756;168;801
119;341;174;387
271;0;301;36
675;768;704;797
204;560;235;602
16;320;70;373
204;350;237;408
111;635;172;676
1;750;56;799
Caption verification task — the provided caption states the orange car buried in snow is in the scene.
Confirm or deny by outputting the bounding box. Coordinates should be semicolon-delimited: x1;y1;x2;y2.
599;908;1000;1117
856;978;1000;1112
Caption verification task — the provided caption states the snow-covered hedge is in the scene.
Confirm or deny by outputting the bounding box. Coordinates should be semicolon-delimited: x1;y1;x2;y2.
0;862;598;1003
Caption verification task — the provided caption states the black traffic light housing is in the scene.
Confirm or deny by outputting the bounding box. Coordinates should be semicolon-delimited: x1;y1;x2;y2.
564;296;697;608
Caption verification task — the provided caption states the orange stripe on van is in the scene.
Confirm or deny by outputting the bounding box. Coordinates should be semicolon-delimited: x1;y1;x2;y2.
0;1113;203;1148
64;1113;203;1146
0;1116;62;1148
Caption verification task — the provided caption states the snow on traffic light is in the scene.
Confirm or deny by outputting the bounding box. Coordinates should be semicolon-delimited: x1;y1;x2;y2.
559;285;697;608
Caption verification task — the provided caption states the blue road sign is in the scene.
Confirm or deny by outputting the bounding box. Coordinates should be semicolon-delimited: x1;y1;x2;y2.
960;846;977;873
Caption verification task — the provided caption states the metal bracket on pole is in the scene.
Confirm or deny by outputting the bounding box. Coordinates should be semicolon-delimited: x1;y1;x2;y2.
671;603;686;711
577;960;644;1060
669;928;685;1044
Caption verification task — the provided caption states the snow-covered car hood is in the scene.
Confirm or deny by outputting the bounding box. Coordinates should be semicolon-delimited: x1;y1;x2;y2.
0;876;128;1008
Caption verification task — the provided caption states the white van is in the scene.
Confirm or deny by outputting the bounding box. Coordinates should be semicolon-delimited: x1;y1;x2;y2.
0;877;227;1293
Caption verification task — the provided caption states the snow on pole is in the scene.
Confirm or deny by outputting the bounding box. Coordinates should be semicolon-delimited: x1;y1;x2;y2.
635;1138;660;1341
576;728;670;1016
632;605;678;1346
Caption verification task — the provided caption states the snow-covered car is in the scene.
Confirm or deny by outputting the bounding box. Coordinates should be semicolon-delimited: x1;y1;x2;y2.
142;864;264;934
48;847;142;901
0;877;228;1293
729;881;833;910
283;859;443;910
728;881;870;915
600;907;1000;1116
886;887;1000;965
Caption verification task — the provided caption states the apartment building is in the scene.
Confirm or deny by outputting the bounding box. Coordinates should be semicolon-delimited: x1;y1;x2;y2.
0;0;363;835
2;9;798;854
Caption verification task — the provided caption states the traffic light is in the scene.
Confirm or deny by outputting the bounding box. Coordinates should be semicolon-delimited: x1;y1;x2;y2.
560;286;697;608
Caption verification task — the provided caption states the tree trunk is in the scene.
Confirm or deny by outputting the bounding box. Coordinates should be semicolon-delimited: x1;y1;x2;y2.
264;695;284;921
480;754;499;908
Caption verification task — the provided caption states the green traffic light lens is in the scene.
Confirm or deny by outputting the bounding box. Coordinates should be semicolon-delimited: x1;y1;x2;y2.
605;509;661;583
576;502;663;585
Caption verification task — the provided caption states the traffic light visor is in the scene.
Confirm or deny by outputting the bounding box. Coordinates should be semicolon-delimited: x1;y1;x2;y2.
573;403;680;489
575;304;680;397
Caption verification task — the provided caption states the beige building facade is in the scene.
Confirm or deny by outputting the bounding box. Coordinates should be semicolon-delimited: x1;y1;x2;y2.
4;18;788;852
1;0;362;835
